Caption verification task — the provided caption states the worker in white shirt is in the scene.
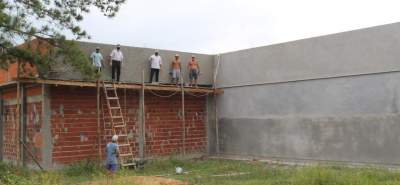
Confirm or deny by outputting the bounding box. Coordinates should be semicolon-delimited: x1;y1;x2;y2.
148;50;162;84
109;44;124;82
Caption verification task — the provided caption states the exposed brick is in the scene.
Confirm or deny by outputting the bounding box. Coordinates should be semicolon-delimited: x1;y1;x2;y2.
1;86;43;164
1;85;207;166
50;86;207;164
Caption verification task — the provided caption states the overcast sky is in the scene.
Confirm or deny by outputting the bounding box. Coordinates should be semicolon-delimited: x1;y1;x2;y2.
78;0;400;54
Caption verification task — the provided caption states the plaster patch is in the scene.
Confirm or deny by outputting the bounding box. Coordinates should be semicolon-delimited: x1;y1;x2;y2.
128;129;134;139
59;105;64;117
33;132;44;148
128;108;135;114
80;132;88;142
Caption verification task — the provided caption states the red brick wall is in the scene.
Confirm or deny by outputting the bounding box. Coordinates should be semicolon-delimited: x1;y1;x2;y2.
0;39;48;85
51;86;100;164
100;89;140;159
1;86;43;163
26;101;43;163
3;103;17;162
50;86;207;165
144;92;207;156
25;86;43;164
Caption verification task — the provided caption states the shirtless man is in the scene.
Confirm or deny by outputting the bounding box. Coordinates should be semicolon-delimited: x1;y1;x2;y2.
171;54;181;86
188;55;200;87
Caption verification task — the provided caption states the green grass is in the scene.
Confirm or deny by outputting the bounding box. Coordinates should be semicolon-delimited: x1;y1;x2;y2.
1;158;400;184
131;159;400;185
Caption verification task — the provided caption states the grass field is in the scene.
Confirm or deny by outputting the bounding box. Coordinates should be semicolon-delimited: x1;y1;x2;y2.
1;158;400;185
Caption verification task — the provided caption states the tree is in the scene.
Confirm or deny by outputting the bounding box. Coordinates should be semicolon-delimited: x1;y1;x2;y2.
0;0;126;79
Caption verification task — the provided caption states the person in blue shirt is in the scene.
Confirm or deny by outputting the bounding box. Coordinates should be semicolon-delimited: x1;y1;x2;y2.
90;47;104;73
106;135;119;173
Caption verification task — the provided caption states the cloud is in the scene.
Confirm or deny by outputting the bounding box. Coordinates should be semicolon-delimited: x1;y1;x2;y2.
76;0;400;54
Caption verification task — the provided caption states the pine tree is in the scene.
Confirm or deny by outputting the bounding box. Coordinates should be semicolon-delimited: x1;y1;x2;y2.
0;0;126;79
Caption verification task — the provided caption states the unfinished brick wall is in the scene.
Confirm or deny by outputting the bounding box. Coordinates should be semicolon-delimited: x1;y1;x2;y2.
0;85;208;166
26;101;43;163
3;102;17;162
100;89;140;159
1;86;43;163
50;86;207;165
144;92;207;156
25;86;43;163
0;39;47;84
51;86;100;164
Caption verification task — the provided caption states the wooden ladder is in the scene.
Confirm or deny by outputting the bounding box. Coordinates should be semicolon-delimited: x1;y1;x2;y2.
102;81;137;168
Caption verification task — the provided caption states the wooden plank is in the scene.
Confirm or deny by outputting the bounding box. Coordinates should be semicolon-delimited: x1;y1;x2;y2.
0;90;3;161
141;72;146;162
96;81;102;162
16;78;223;94
15;82;21;165
0;81;18;88
20;139;44;171
181;77;186;155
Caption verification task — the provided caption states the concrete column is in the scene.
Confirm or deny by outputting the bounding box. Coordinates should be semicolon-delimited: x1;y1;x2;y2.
41;84;52;169
206;96;217;155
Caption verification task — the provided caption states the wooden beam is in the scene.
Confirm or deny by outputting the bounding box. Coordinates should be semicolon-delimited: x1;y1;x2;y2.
16;78;224;94
15;82;21;165
19;139;44;171
0;81;18;89
96;81;102;162
139;71;146;161
181;77;186;155
0;90;3;161
21;84;27;166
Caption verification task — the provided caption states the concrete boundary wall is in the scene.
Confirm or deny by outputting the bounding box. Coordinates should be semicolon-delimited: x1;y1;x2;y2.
217;22;400;88
214;22;400;165
216;71;400;165
219;115;400;165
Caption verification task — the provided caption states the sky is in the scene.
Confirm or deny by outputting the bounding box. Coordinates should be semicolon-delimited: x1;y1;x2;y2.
78;0;400;54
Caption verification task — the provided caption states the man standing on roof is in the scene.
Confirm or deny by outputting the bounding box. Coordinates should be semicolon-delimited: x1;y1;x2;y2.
188;55;200;87
90;47;103;73
149;50;162;84
171;54;181;86
106;135;119;173
109;44;124;82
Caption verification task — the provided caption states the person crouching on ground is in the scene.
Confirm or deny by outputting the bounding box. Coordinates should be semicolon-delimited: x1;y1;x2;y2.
188;55;200;87
171;54;181;86
106;135;119;173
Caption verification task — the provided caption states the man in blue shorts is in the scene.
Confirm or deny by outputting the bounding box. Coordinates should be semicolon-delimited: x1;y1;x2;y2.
106;135;119;173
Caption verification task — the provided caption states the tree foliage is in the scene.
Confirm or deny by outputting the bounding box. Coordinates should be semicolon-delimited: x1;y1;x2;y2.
0;0;126;79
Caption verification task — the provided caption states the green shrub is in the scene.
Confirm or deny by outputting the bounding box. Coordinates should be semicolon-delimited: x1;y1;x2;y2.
0;162;33;185
63;159;105;177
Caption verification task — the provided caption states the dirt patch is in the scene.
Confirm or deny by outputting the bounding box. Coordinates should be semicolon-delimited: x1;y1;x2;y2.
81;176;186;185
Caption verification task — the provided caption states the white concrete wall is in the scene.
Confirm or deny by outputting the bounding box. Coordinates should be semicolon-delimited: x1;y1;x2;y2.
217;22;400;88
215;22;400;165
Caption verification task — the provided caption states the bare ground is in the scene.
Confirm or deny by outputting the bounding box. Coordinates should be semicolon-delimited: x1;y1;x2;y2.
80;176;186;185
